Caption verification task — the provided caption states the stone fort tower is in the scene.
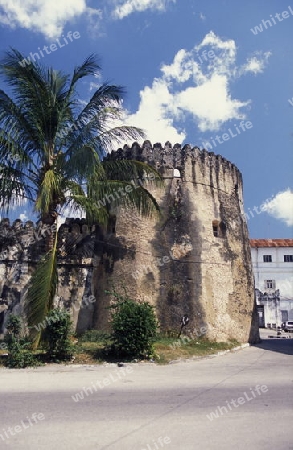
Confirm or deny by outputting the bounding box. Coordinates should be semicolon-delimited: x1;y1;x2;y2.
0;141;259;343
93;141;259;343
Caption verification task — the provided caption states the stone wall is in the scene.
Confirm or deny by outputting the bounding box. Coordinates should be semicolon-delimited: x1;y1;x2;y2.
0;218;98;335
0;141;259;343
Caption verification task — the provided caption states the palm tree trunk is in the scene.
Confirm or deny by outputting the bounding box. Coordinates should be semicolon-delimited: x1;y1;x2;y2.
26;213;59;348
41;208;58;252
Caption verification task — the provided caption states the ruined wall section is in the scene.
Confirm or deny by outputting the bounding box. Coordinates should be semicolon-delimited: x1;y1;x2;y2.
0;218;100;335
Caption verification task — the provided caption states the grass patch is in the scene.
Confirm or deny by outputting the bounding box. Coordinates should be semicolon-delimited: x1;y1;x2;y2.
76;330;110;343
153;336;240;364
71;333;240;365
73;341;105;364
0;334;241;366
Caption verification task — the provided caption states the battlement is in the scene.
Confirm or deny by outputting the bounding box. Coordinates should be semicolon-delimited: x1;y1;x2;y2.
106;140;242;180
0;217;94;232
106;140;243;200
0;218;98;263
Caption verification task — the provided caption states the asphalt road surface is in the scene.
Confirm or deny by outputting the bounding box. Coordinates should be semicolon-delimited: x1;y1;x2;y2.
1;329;293;450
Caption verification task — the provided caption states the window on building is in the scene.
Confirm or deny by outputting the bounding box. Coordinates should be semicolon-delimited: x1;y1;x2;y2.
212;220;219;237
263;255;272;262
284;255;293;262
265;280;275;289
281;310;289;322
212;220;226;238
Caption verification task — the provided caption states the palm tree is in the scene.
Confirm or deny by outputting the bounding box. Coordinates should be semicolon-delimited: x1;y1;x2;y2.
0;49;161;345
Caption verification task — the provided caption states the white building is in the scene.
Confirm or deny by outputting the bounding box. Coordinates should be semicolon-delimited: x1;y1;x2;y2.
250;239;293;328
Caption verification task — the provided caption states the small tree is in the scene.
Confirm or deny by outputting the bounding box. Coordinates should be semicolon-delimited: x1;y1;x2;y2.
4;314;40;368
44;309;73;362
108;288;158;359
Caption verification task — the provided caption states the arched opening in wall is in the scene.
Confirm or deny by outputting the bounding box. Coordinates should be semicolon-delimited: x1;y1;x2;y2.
173;168;181;178
212;220;226;238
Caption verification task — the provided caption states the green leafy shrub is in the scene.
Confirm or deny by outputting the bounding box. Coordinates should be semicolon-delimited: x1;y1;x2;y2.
107;288;158;359
4;314;41;368
44;309;74;362
5;341;40;368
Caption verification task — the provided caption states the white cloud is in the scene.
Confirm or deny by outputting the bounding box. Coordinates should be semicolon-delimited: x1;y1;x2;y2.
239;52;271;75
85;6;104;38
195;31;236;54
161;49;193;83
172;74;249;132
0;0;101;39
0;0;173;37
124;31;270;142
113;0;175;19
124;79;185;143
89;81;101;91
19;210;28;221
261;189;293;227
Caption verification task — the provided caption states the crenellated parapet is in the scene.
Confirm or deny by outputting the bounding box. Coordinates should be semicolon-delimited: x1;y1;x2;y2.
106;141;243;201
106;140;240;171
0;217;98;263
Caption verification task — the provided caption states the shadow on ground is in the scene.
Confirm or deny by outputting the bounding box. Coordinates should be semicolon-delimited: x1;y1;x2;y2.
252;329;293;355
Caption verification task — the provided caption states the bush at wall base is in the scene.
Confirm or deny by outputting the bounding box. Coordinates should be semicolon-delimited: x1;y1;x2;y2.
44;309;74;363
107;288;158;359
4;315;41;368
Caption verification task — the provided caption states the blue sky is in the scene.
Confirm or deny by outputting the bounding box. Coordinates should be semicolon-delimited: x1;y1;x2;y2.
0;0;292;238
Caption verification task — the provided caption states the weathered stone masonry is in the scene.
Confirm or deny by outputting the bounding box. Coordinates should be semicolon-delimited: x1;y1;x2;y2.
0;141;259;343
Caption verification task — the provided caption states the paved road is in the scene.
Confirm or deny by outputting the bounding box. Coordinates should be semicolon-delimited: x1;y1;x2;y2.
1;330;293;450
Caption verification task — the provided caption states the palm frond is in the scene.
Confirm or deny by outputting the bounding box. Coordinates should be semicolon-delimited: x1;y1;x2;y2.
114;182;161;217
89;179;161;218
80;83;126;119
102;159;162;185
0;90;41;157
65;54;101;101
61;144;105;181
0;49;69;151
0;165;34;213
59;84;145;155
97;126;145;151
66;194;109;226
